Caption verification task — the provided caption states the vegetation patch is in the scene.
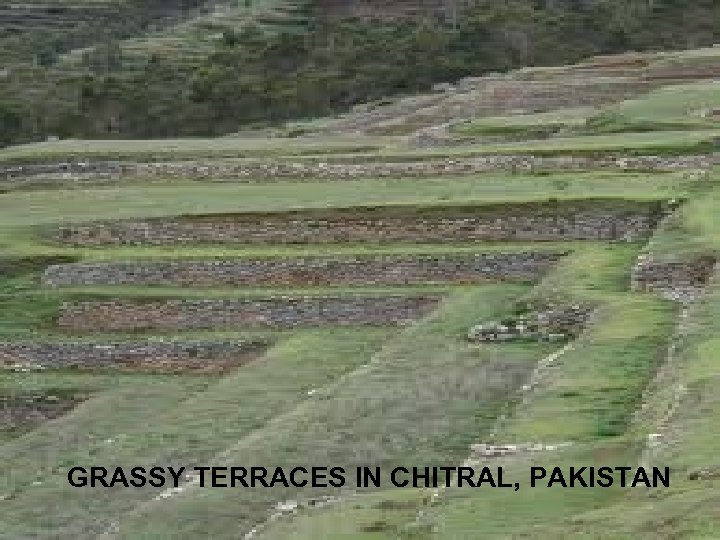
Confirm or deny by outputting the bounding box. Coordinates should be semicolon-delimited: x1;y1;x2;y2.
0;389;90;442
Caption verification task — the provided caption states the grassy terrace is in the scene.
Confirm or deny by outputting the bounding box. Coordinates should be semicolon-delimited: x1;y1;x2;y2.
247;236;679;540
586;81;720;134
0;327;398;536
0;171;692;227
387;129;720;158
451;80;720;139
642;183;720;259
0;136;393;164
72;285;548;538
116;244;679;538
1;127;718;166
249;170;720;539
2;51;720;538
451;107;597;137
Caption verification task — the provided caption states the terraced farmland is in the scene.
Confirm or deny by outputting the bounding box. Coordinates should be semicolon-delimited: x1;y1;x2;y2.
1;45;720;539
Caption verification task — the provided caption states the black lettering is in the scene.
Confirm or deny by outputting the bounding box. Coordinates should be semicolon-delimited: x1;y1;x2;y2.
569;467;588;487
457;467;475;487
391;467;408;487
289;467;307;488
109;468;129;488
547;467;566;488
616;467;632;487
149;467;165;488
167;467;185;488
413;467;430;488
68;467;87;487
194;466;211;487
91;467;109;488
530;467;546;487
251;467;269;488
130;467;147;488
329;467;345;488
312;467;327;488
212;467;228;487
358;467;380;488
231;467;249;488
653;467;670;488
597;467;614;487
270;467;289;488
439;466;455;487
497;467;512;488
631;467;650;488
476;467;496;488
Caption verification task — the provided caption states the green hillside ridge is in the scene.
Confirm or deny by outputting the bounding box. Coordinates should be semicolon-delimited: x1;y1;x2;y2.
1;0;718;144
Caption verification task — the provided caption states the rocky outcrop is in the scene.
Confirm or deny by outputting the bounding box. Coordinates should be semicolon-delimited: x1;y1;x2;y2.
56;295;443;332
42;252;566;288
467;304;593;343
0;339;269;372
54;200;669;247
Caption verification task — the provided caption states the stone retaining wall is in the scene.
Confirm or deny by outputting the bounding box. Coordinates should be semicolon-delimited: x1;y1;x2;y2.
631;255;716;302
0;340;269;371
57;295;443;332
54;200;668;247
42;252;566;287
0;391;90;436
1;154;715;185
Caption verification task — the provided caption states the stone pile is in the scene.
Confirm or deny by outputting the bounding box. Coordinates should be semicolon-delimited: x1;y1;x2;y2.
42;252;566;288
57;295;443;332
2;154;715;185
54;200;668;247
0;339;269;371
467;304;593;343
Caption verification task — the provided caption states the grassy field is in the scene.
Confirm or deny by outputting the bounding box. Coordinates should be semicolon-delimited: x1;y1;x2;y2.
0;171;692;229
0;136;391;164
393;129;720;158
451;82;720;139
586;81;720;134
451;107;596;138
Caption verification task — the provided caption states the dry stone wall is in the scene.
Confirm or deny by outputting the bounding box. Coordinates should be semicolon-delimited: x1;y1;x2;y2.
0;340;269;371
54;200;669;247
57;295;443;332
0;391;90;436
1;155;715;185
42;252;566;287
631;255;716;303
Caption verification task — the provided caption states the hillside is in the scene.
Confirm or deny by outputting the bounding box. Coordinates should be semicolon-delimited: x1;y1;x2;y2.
1;42;720;539
0;0;717;145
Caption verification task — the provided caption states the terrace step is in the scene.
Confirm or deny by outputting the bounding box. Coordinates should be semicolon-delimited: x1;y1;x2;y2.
56;294;444;332
53;199;671;247
41;252;567;288
0;339;269;372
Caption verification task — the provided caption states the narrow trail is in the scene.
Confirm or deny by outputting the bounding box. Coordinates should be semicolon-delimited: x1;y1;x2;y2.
406;339;580;536
485;341;575;442
634;263;719;469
